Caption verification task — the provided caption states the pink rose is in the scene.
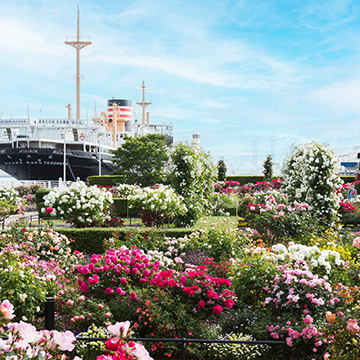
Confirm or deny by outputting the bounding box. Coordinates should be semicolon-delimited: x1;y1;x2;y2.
304;314;313;325
107;321;131;338
52;330;76;351
353;237;360;249
212;305;223;314
131;342;154;359
224;298;234;309
0;299;15;321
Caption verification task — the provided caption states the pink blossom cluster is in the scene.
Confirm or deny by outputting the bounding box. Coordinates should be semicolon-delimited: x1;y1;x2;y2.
248;196;309;218
97;321;153;359
77;246;236;315
0;300;80;359
263;261;338;349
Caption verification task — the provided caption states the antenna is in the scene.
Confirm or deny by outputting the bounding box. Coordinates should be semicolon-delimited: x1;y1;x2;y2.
65;6;91;120
136;80;151;125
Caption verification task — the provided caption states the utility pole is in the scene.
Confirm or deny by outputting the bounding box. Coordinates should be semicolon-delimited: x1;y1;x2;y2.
65;7;91;120
136;81;151;125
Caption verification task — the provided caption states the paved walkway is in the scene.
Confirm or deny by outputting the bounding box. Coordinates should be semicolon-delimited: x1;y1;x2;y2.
2;211;39;229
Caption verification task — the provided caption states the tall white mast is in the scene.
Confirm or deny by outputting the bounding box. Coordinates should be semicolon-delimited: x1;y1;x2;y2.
136;80;151;125
65;7;91;120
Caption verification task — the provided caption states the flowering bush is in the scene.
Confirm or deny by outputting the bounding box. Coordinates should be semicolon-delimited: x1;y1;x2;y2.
77;324;112;359
1;226;73;262
0;250;57;324
42;181;114;227
281;142;343;227
0;300;81;360
167;142;217;226
128;184;187;226
207;332;269;359
75;245;236;359
0;185;25;218
269;242;345;276
261;260;340;358
15;183;46;207
244;190;314;241
322;285;360;360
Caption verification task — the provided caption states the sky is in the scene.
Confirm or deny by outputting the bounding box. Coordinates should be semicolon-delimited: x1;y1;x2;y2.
0;0;360;175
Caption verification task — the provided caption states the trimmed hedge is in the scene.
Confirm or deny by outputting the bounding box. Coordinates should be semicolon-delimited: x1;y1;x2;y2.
57;227;195;255
35;188;51;203
88;175;124;186
113;198;141;217
225;175;265;184
224;207;237;216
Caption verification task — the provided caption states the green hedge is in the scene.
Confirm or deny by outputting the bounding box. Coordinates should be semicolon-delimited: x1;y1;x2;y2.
88;175;124;186
113;198;141;217
226;175;357;185
35;188;51;203
224;207;237;216
225;175;265;184
57;227;195;255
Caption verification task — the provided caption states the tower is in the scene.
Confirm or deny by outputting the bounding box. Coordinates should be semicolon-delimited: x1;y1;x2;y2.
65;7;91;120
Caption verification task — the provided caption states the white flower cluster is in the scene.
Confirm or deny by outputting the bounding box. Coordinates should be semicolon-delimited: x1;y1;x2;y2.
116;184;142;197
270;242;344;274
0;185;23;209
207;332;269;359
166;142;217;225
281;142;343;226
43;181;113;226
129;184;187;218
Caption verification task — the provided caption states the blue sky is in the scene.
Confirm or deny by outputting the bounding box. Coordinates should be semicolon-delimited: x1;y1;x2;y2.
0;0;360;175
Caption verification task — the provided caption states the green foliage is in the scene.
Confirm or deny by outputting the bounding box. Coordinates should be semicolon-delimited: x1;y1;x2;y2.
113;197;141;217
263;155;273;181
185;219;244;261
218;159;227;181
34;188;52;204
231;252;278;310
87;175;125;186
111;133;169;186
57;227;196;255
167;142;217;227
0;251;56;324
341;212;360;227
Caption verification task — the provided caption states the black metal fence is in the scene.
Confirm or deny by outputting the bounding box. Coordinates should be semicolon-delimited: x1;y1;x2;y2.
42;298;313;360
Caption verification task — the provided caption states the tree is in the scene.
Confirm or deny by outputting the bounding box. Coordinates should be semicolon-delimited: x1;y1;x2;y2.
111;134;169;186
218;160;227;181
263;155;273;181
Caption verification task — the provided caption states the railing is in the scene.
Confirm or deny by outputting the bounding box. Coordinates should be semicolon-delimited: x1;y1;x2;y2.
42;298;315;360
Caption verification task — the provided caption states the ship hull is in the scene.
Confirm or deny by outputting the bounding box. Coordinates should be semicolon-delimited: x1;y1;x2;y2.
0;147;116;181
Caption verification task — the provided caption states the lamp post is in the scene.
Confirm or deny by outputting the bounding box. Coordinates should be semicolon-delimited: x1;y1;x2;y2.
63;129;67;183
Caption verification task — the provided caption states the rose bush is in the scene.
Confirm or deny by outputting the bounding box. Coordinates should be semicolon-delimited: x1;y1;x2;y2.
42;181;113;227
282;142;343;227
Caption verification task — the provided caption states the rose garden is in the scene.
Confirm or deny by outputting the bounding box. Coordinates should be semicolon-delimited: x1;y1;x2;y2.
1;141;360;359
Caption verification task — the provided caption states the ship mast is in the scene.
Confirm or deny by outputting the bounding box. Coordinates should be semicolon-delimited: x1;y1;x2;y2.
65;7;91;120
136;80;151;125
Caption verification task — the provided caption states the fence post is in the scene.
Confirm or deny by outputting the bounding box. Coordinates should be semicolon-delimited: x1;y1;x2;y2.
181;338;187;360
45;297;55;330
